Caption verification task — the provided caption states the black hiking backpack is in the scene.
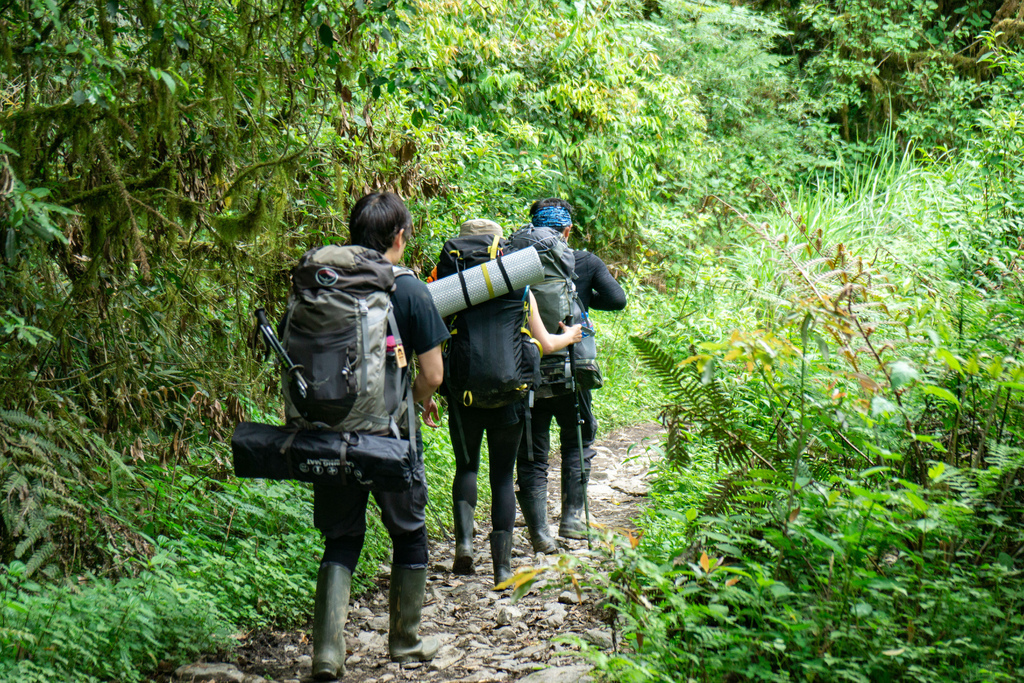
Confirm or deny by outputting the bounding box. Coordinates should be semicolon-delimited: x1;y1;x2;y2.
280;245;414;439
436;234;541;410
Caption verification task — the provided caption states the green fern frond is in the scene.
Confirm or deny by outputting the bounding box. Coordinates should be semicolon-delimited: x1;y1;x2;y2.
0;409;43;431
629;334;692;399
23;541;55;578
701;468;746;515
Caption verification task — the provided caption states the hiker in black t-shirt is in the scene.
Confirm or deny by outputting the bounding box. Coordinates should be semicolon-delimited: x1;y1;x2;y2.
516;198;626;551
311;192;449;680
440;219;581;588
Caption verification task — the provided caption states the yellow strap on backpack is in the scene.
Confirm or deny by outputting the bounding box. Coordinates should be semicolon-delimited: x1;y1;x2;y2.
480;263;495;298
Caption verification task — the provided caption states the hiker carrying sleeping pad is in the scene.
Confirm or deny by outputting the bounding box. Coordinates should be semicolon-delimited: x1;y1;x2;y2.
434;218;581;588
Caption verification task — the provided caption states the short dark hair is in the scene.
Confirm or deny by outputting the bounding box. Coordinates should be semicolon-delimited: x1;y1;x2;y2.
349;192;413;253
529;197;573;219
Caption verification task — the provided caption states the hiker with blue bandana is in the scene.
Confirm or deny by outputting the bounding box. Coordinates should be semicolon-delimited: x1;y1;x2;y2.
514;198;626;552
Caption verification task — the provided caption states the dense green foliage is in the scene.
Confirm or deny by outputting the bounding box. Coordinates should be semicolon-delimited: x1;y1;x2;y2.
1;0;1021;680
582;136;1024;680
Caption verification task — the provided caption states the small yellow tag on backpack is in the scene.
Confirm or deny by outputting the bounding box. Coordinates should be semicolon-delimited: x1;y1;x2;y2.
395;344;408;368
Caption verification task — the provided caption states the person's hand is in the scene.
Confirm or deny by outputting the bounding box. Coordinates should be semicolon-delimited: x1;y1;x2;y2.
421;396;440;428
559;322;583;344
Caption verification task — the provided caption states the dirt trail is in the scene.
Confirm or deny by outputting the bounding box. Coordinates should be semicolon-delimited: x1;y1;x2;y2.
197;423;664;683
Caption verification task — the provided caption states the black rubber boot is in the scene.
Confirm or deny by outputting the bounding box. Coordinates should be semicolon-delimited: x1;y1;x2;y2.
452;500;475;574
388;565;439;663
558;471;589;540
516;488;558;554
489;530;514;589
312;563;351;681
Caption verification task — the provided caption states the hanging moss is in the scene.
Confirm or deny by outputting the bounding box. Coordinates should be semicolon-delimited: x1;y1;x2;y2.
0;19;12;66
212;192;269;243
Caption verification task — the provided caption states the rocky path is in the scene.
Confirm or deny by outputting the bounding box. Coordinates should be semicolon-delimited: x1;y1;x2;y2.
176;424;664;683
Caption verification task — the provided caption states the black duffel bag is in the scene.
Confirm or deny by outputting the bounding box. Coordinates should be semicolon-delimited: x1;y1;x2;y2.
231;422;413;491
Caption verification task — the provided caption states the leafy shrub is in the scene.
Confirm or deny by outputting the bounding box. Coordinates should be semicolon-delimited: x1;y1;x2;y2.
584;138;1024;681
0;558;233;682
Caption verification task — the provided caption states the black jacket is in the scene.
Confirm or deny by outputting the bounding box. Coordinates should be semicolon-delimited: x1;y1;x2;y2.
572;250;626;313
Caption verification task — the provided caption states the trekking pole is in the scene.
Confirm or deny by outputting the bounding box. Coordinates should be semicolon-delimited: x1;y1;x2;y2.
254;308;308;399
566;320;592;550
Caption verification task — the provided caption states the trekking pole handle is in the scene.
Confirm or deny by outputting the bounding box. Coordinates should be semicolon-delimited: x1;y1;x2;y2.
254;308;309;399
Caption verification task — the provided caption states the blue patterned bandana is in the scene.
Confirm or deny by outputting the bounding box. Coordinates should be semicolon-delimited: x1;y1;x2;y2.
531;206;572;229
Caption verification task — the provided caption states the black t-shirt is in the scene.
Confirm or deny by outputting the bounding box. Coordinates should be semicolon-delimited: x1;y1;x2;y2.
392;272;449;356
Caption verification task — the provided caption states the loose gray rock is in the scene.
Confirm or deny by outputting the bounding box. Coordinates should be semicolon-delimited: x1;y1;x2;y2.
494;625;517;640
295;654;312;668
174;662;246;682
356;630;386;650
539;611;565;628
558;590;581;604
460;669;508;682
369;615;390;631
544;603;567;617
518;665;594;683
495;604;523;625
583;628;613;649
429;651;465;670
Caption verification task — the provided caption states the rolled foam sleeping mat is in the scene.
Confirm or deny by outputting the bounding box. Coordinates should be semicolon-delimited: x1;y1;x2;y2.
426;246;544;318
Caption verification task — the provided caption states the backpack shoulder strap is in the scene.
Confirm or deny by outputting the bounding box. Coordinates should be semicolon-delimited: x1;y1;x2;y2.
389;264;419;454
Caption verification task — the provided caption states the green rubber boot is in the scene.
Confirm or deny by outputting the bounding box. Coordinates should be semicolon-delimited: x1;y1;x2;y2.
558;472;588;540
312;563;351;681
452;500;475;574
388;565;439;663
489;530;514;589
516;488;558;554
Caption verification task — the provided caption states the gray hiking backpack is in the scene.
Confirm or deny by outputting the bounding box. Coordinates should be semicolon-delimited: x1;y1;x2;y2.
280;245;413;437
507;225;576;345
508;226;605;397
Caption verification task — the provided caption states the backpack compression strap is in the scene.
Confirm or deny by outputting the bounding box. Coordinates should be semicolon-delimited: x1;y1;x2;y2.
521;286;541;462
390;268;418;457
451;238;516;309
449;400;471;465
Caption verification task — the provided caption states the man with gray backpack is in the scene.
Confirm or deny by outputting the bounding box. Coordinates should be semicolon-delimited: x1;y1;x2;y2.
513;198;626;552
285;192;449;680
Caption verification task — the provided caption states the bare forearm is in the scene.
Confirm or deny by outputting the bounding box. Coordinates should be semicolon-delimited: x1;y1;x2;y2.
412;374;439;403
412;345;444;403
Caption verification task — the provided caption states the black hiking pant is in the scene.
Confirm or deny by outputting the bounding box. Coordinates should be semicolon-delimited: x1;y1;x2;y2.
314;430;429;572
450;405;524;534
516;389;597;492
